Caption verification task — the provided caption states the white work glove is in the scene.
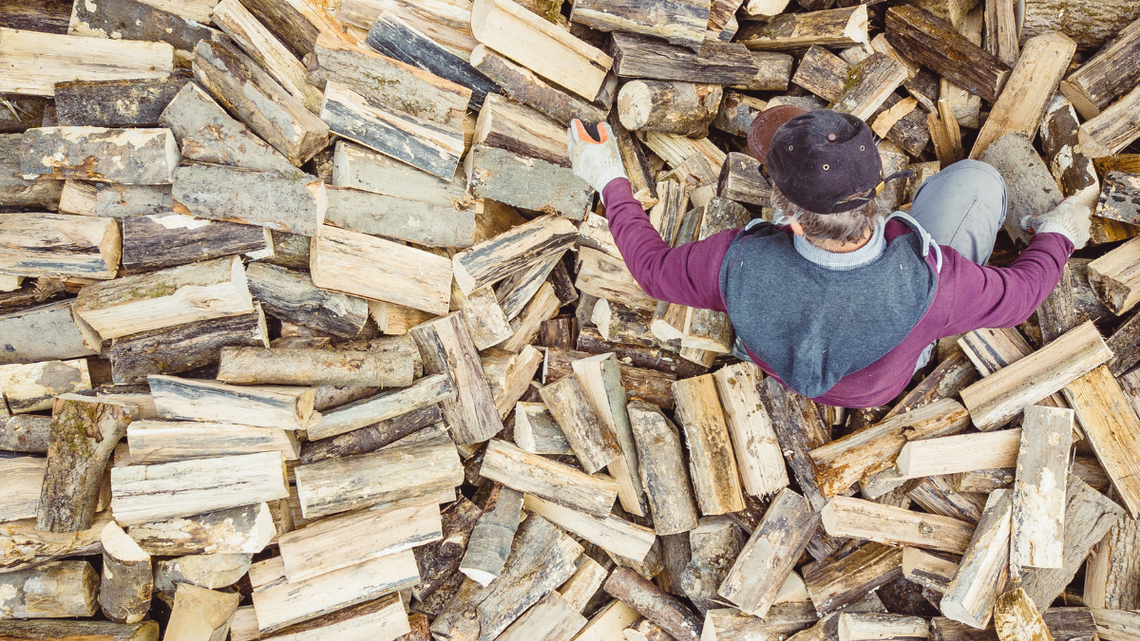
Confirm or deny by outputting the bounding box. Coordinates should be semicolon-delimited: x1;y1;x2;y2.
1020;196;1091;250
566;119;628;196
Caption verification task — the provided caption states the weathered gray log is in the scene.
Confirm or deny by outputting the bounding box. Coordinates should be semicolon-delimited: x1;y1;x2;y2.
121;213;272;274
464;145;592;221
469;45;607;126
0;300;99;366
54;75;189;127
460;485;524;586
98;521;152;624
610;32;759;85
67;0;216;56
172;164;326;236
604;567;702;641
58;180;172;218
325;184;478;248
0;133;63;210
569;0;710;49
0;621;158;640
299;405;442;464
979;132;1065;245
245;263;369;339
159;81;296;173
0;413;53;452
19;126;178;184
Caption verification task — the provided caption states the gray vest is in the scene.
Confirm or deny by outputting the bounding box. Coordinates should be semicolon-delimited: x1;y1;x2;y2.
720;222;938;398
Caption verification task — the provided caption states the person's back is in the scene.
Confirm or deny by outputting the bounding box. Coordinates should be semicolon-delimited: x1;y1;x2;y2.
565;109;1089;407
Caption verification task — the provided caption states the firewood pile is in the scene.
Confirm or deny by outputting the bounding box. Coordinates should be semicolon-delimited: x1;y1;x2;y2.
3;0;1140;637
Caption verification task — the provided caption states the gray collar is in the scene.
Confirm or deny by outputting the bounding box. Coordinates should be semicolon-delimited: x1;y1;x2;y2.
792;219;886;271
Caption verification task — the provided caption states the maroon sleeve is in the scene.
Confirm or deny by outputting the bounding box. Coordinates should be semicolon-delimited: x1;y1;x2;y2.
936;231;1074;335
602;178;737;312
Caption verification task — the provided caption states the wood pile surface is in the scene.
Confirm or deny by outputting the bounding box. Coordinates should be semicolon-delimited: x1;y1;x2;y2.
2;0;1140;639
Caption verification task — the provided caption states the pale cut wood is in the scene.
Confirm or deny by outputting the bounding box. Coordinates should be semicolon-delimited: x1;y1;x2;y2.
0;413;52;452
233;594;409;641
569;0;709;49
127;503;276;556
0;359;92;413
37;395;138;532
0;27;174;96
701;607;816;640
0;300;99;366
0;457;45;524
673;375;745;516
640;131;727;171
469;45;607;126
482;345;543;417
152;554;251;594
970;32;1077;159
993;588;1051;641
279;502;441;583
1089;236;1140;315
18;126;177;184
470;0;612;100
306;374;453;441
576;601;642;641
192;38;329;166
906;475;986;524
540;374;623;474
718;488;818;618
627;400;699;536
737;5;869;51
711;362;788;497
838;613;929;641
0;560;99;619
295;434;463;520
514;401;571;455
472;92;569;168
246;263;369;339
575;246;659;313
495;252;563;321
216;338;416;387
311;223;452;315
830;53;909;122
525;494;655;562
126;420;299;463
610;32;758;86
1011;406;1073;576
172;164;326;236
479;439;619;518
0;512;113;574
339;0;475;57
896;429;1023;479
76;255;253;340
237;0;360;60
572;352;646;517
371;300;437;337
901;546;959;594
822;496;975;554
98;522;151;624
410;312;504;445
0;620;158;641
452;213;578;295
432;514;584;641
497;592;586;641
558;556;608;612
1062;365;1140;518
810;398;970;498
460;485;523;587
110;451;288;526
250;553;418;634
0;213;119;280
149;375;316;431
1060;17;1140;120
1078;84;1140;159
959;321;1111;431
803;542;903;615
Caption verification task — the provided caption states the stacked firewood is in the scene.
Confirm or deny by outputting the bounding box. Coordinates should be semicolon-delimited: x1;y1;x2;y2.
2;0;1140;638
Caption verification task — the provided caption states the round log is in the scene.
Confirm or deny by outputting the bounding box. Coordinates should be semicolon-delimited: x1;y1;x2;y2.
618;80;723;137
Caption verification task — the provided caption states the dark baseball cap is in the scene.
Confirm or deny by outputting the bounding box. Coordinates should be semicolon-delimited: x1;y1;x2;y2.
748;108;884;214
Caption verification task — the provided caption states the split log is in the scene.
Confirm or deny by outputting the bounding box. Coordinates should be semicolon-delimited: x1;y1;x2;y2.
192;38;328;165
246;263;368;339
149;375;316;430
673;374;745;515
110;451;288;526
58;180;172;218
525;494;655;562
311;223;452;315
479;439;619;518
216;338;415;388
496;253;563;321
884;5;1010;102
1011;406;1073;575
304;375;451;442
1062;365;1140;518
0;359;92;413
18;126;176;184
980;132;1064;245
413;497;482;616
717;152;771;207
605;567;702;641
569;0;709;49
896;429;1023;479
712;362;788;497
702;607;818;639
1089;235;1140;315
464;144;592;220
473;93;569;167
153;554;251;594
802;542;904;615
958;321;1111;431
1078;84;1140;159
120;214;271;276
572;352;646;516
469;45;606;126
364;12;498;107
37;394;137;532
545;348;678;409
279;501;441;583
126;420;299;463
838;614;929;641
831;53;909;122
1022;0;1140;51
460;485;524;586
906;476;985;523
719;488;818;617
98;522;152;624
970;32;1077;159
609;32;758;85
680;199;748;353
0;621;158;641
0;560;99;618
983;0;1019;65
295;434;462;520
809;398;970;499
627;400;699;535
730;51;794;91
126;502;276;556
559;556;609;611
737;5;868;51
452;213;578;295
540;374;623;473
901;547;959;594
482;346;542;416
0;134;63;210
514;402;571;454
590;298;662;349
410;312;503;444
300;405;442;464
609;113;659;209
76;255;253;340
617;81;722;137
1060;17;1140;120
1040;96;1099;208
497;592;587;641
240;593;410;641
0;457;44;523
0;413;52;451
54;76;187;128
159;82;295;173
822;496;975;554
1097;172;1140;228
576;326;705;380
66;0;215;58
576;601;642;640
712;92;765;138
470;0;612;100
0;213;120;280
0;512;112;573
0;27;174;96
757;376;831;512
172;164;324;236
993;588;1051;641
640;131;726;171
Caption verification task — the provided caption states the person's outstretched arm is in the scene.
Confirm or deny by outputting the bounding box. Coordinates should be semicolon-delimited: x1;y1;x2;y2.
568;120;736;312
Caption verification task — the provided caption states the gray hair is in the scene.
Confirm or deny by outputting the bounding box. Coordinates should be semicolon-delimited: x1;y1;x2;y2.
771;189;892;244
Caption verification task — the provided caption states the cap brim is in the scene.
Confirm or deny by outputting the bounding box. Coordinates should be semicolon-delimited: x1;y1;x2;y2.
747;105;809;166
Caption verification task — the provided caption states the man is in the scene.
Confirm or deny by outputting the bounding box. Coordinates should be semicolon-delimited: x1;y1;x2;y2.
566;107;1090;408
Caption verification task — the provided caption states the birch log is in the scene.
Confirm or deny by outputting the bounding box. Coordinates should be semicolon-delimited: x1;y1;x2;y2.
98;522;152;624
627;401;699;535
149;375;317;431
1011;406;1073;575
460;485;523;586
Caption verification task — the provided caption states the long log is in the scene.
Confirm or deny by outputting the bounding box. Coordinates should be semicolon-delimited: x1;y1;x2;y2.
627;400;699;535
0;457;45;524
464;144;592;221
479;439;619;518
216;338;416;387
246;263;369;339
802;542;903;615
149;374;317;430
172;164;325;236
126;420;300;464
737;6;869;51
673;374;745;515
604;567;703;641
1078;83;1140;159
822;496;975;554
0;560;99;618
18;126;177;184
58;180;171;218
0;213;120;281
54;76;188;128
98;522;152;624
0;621;158;641
1011;406;1073;576
569;0;710;49
0;359;92;413
1060;17;1140;120
469;45;607;126
67;0;215;59
0;134;63;210
127;502;277;556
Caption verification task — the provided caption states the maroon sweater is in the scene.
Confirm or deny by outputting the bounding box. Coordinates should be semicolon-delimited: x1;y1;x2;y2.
603;178;1074;407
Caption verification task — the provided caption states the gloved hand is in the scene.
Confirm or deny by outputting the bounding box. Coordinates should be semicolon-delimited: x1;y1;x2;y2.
566;118;627;196
1020;196;1091;250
